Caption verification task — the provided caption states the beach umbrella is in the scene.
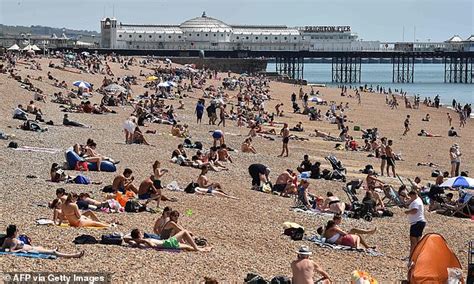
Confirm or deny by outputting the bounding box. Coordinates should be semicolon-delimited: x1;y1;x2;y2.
104;83;126;93
440;176;474;189
73;80;92;89
146;75;159;81
7;44;20;51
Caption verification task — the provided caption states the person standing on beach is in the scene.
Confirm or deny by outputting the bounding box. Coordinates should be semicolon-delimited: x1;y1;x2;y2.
279;123;290;157
217;104;226;127
402;115;411;136
449;144;461;177
291;246;331;284
405;191;426;256
379;137;387;176
447;113;452;126
385;139;396;177
195;100;204;124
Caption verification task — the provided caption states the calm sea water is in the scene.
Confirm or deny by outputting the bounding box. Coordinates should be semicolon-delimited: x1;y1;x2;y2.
267;63;473;104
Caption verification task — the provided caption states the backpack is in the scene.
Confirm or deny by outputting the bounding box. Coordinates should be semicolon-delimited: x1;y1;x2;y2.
102;185;114;193
8;141;18;148
194;141;203;150
73;234;98;245
283;227;304;241
184;182;198;194
75;161;89;171
100;233;123;245
73;175;90;185
184;138;192;145
270;276;291;284
125;200;141;213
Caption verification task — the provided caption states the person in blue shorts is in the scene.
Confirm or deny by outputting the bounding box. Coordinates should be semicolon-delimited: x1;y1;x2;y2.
212;129;224;147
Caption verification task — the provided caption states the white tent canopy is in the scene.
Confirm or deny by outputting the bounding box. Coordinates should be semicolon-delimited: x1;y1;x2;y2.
22;44;34;51
7;44;20;51
31;44;41;51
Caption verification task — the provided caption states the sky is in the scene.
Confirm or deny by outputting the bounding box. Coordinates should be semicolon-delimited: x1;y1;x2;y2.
1;0;473;42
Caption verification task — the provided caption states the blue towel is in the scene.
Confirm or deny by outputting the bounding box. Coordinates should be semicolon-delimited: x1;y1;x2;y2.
0;251;57;259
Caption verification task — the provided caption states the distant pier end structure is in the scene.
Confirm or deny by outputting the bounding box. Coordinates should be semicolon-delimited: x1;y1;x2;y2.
98;13;474;83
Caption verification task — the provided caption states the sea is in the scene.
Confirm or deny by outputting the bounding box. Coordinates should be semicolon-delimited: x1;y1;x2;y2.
267;63;474;105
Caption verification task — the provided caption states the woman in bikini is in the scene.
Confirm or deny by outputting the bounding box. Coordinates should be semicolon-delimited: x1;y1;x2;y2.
60;193;111;228
241;137;257;154
1;225;84;258
322;192;346;214
322;220;375;250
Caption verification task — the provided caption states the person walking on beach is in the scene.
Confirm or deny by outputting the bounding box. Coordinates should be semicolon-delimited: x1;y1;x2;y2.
291;246;331;284
385;139;396;177
379;137;387;176
402;115;411;136
405;191;426;256
278;123;290;157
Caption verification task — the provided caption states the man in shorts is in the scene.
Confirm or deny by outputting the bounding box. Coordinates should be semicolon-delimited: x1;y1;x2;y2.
212;129;224;148
273;170;296;196
291;246;331;284
405;191;426;255
278;123;290;157
385;139;396;177
125;228;211;252
403;115;410;136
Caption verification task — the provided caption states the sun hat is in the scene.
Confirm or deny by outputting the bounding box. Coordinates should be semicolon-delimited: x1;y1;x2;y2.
297;245;312;256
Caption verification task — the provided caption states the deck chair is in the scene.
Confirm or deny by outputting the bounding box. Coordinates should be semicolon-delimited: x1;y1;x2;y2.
442;190;473;218
382;185;407;208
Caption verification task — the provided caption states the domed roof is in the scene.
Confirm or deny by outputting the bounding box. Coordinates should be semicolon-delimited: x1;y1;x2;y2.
180;12;232;32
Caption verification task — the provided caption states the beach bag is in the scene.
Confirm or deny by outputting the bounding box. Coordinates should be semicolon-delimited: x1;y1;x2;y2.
100;233;123;246
283;227;304;241
270;276;291;284
261;182;272;193
431;170;441;178
8;141;18;148
185;182;198;194
73;234;98;245
194;141;203;150
125;200;141;213
73;175;90;185
184;138;192;145
75;161;89;171
244;273;269;284
102;185;114;193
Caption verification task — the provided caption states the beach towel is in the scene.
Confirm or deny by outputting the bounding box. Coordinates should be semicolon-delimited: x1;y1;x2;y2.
0;251;57;259
306;235;383;257
14;146;61;154
35;219;108;229
291;207;334;218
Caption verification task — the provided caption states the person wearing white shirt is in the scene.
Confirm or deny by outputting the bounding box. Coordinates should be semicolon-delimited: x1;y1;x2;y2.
405;191;426;255
13;104;27;120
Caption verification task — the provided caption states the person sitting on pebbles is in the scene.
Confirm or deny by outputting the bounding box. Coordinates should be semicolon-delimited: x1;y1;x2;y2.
1;225;85;258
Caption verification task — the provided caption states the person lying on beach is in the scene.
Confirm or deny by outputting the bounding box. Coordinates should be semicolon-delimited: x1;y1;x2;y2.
124;228;211;252
273;170;297;197
322;192;346;214
418;129;441;137
318;220;375;250
332;214;377;236
59;193;111;228
416;162;440;168
310;129;340;141
63;114;90;128
241;137;257;154
194;151;228;172
290;122;304;132
1;225;84;258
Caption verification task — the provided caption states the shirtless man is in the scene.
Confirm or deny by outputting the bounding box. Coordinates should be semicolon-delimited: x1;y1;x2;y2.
278;123;290;157
112;168;138;194
273;170;296;196
402;115;410;136
385;139;396;177
291;246;331;284
137;176;163;207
